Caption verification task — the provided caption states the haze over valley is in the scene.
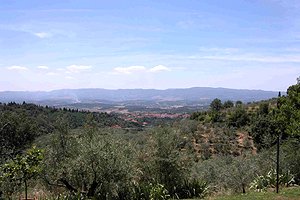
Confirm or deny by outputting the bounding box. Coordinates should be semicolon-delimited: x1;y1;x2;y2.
0;87;280;113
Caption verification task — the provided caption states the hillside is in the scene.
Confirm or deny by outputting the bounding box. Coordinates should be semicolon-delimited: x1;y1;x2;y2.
0;83;299;200
0;87;280;105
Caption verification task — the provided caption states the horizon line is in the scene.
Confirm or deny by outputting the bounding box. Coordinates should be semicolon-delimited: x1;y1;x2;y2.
0;86;284;93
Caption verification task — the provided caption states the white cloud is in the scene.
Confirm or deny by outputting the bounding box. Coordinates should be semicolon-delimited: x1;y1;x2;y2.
180;47;300;63
197;54;300;63
65;76;75;80
34;32;52;38
113;65;172;74
149;65;171;73
113;66;146;74
7;66;28;71
37;65;49;70
66;65;92;73
46;72;58;76
197;47;239;54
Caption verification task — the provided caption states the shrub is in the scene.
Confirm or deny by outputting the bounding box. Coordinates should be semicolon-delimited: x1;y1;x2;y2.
43;129;135;199
173;179;209;199
149;183;170;200
249;169;295;191
192;155;259;194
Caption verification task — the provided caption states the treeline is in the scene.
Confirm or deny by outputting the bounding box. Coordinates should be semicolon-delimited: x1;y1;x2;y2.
190;92;296;150
0;102;140;131
0;102;140;159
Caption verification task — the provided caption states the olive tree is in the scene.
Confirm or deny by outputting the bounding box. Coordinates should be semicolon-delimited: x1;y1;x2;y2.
0;146;44;200
43;128;135;199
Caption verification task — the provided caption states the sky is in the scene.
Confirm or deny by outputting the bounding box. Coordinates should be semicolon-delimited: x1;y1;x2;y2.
0;0;300;91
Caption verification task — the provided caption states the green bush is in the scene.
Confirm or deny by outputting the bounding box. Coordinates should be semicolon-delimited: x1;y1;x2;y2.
43;129;135;199
149;183;170;200
115;182;170;200
280;139;300;184
192;155;261;194
129;183;152;200
173;179;209;199
249;169;295;191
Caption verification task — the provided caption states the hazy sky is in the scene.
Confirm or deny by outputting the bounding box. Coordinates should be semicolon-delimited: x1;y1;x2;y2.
0;0;300;91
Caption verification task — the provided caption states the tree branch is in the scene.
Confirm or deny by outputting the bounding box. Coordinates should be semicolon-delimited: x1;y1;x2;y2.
58;178;78;193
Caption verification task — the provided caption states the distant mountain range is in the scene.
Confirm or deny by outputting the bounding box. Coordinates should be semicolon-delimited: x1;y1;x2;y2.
0;87;281;105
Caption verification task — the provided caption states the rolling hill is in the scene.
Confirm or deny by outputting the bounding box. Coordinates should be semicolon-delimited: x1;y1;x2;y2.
0;87;280;106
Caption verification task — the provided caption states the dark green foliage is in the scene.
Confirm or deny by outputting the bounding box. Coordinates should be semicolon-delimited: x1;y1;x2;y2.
39;126;210;199
0;102;140;133
0;111;38;158
219;156;257;193
227;106;249;128
236;101;243;106
190;82;300;151
223;100;234;109
0;102;140;162
43;128;135;199
251;115;277;149
280;139;300;184
190;111;209;122
193;154;268;194
173;179;208;199
141;127;190;196
278;84;300;136
0;146;44;199
210;98;222;112
258;102;269;116
154;128;185;192
116;182;171;200
210;111;223;123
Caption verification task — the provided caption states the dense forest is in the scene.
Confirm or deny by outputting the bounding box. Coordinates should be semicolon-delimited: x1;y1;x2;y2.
0;81;299;199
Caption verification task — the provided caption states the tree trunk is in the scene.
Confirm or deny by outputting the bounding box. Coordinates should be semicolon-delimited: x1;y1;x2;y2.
242;186;246;194
242;182;246;194
25;180;28;200
59;178;78;193
87;180;99;197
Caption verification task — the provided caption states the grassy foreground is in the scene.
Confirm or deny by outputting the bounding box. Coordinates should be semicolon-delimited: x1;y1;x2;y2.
203;187;300;200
